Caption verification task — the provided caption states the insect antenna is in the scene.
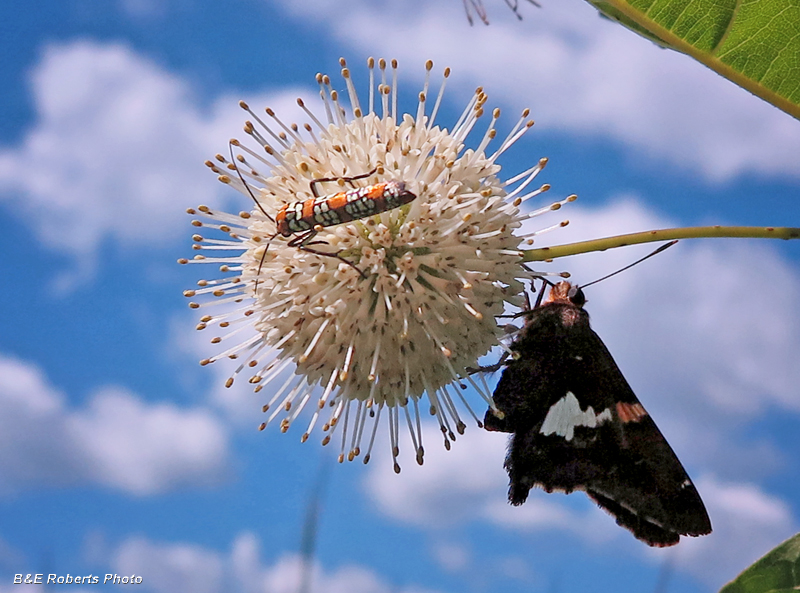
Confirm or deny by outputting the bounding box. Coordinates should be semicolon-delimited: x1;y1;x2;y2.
580;240;678;289
473;241;679;374
522;240;679;309
228;140;279;293
228;141;274;222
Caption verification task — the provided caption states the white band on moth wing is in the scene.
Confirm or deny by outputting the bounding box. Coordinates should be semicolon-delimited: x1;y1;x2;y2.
540;392;612;441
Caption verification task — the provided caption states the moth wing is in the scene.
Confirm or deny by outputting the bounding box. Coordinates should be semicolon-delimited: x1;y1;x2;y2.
495;320;711;546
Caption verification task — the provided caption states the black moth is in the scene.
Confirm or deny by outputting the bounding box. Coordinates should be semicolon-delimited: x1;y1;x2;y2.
484;280;712;547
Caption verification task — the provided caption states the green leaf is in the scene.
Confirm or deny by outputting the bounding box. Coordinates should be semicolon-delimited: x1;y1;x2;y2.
584;0;800;120
718;532;800;593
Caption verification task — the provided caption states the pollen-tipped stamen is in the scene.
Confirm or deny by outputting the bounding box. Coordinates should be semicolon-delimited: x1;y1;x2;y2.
362;401;384;464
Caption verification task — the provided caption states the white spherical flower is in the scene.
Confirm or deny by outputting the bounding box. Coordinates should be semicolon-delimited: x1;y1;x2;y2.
181;58;574;472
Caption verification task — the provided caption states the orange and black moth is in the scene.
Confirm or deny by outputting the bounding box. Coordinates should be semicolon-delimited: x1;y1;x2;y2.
222;148;418;277
275;180;417;236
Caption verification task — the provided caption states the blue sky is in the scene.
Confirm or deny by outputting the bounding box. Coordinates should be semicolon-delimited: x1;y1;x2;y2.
1;0;799;592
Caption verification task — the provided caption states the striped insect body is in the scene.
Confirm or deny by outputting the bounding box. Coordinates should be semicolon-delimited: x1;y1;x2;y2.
226;147;418;279
276;180;416;236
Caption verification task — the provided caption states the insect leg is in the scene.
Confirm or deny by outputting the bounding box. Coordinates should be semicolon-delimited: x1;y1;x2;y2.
309;168;378;198
467;355;510;376
288;228;368;279
468;277;544;375
532;277;548;309
251;232;279;294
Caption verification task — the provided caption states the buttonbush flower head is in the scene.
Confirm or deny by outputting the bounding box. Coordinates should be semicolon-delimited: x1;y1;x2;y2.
181;58;574;472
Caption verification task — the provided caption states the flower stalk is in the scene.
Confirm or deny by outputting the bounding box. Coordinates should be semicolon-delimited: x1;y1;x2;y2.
525;226;800;261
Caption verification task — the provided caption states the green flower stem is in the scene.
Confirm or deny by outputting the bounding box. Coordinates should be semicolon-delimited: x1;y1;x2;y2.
523;225;800;261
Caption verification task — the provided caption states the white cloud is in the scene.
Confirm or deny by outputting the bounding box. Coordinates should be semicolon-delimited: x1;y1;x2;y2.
115;537;224;593
0;42;213;259
273;0;800;182
432;541;471;573
364;419;620;544
430;537;540;587
364;422;508;527
112;532;441;593
664;476;796;589
0;536;24;570
0;354;230;495
0;41;312;286
168;309;267;426
65;387;230;495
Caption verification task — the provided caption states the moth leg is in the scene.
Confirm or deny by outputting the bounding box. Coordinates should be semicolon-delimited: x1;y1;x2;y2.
309;168;378;198
466;354;510;375
289;228;367;279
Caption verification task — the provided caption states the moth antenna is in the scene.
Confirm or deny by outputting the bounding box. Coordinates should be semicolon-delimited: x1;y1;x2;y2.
581;240;678;290
229;141;274;222
227;141;280;294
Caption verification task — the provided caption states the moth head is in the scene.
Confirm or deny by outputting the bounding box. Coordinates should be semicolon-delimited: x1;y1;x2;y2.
546;281;586;308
